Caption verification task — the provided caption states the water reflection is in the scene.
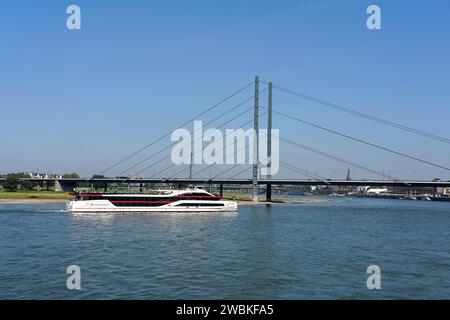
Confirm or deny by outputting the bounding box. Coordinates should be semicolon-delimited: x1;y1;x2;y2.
0;200;449;299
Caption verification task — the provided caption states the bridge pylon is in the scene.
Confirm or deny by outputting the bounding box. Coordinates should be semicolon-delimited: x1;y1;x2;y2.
252;76;260;201
266;81;273;202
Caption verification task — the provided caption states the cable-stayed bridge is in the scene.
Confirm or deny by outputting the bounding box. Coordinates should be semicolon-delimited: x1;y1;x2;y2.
6;76;450;200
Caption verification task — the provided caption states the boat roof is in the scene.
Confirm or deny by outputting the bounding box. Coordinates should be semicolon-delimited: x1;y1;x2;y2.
77;189;215;197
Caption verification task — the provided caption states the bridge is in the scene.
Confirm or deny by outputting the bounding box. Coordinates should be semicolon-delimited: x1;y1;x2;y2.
2;76;449;201
1;178;449;197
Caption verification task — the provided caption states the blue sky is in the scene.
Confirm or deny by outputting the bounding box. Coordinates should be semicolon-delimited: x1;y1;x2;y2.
1;0;449;180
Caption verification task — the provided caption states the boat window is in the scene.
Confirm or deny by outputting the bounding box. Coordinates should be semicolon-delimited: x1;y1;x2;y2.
178;193;213;197
175;203;224;207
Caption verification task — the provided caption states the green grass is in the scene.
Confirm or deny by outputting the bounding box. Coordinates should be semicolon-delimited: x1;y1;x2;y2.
222;193;252;201
0;190;71;200
222;193;286;203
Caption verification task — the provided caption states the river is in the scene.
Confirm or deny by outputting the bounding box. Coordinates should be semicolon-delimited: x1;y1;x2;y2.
0;198;449;299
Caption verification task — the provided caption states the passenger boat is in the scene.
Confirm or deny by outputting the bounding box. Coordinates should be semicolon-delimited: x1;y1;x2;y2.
66;188;237;213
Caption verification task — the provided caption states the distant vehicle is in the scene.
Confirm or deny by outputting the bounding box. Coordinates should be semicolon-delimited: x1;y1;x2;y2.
366;188;388;195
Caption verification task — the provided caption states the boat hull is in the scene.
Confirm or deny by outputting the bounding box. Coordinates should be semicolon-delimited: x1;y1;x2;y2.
66;200;238;213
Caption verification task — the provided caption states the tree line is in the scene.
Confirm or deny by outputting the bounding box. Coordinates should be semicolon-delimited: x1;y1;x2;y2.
0;173;80;192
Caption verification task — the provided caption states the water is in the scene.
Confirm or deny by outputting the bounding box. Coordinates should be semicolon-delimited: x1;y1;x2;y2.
0;198;449;299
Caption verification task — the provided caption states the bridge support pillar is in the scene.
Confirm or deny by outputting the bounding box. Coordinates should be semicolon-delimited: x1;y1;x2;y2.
55;180;77;192
252;75;260;202
219;184;224;197
54;180;63;192
266;184;272;202
266;82;273;202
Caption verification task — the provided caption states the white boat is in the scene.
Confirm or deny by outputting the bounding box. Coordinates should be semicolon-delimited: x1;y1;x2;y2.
67;188;237;213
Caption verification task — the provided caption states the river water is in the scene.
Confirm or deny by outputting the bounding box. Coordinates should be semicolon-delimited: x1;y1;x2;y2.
0;198;449;299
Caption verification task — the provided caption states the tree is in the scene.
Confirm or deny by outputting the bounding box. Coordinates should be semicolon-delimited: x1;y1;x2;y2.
62;173;80;178
20;179;34;190
91;175;107;190
4;174;19;192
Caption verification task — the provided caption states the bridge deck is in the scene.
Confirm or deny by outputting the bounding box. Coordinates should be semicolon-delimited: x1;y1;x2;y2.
1;178;449;188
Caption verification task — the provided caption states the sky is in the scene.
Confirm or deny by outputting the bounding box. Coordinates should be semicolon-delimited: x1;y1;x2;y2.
1;0;449;180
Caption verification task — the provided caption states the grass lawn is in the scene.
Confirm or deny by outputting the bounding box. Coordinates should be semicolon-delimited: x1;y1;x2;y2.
222;193;285;203
0;190;71;200
222;193;252;201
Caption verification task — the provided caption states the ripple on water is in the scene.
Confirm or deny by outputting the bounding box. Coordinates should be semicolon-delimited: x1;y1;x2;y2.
0;199;449;299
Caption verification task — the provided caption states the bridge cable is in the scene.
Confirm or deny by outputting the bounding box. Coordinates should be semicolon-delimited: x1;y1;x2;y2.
268;83;450;145
97;80;255;176
134;102;265;178
119;91;264;176
278;160;330;183
279;137;409;185
270;108;450;173
196;132;330;184
194;125;330;183
175;111;268;181
220;128;329;181
226;165;252;179
225;160;328;182
138;106;255;179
